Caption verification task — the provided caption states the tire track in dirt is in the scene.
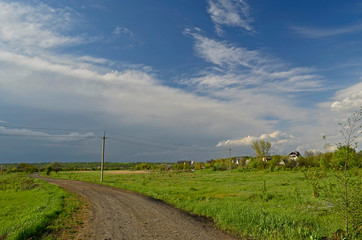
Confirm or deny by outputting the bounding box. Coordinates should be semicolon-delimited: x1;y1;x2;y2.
38;176;237;240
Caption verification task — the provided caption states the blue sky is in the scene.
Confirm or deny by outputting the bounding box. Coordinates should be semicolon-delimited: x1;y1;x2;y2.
0;0;361;163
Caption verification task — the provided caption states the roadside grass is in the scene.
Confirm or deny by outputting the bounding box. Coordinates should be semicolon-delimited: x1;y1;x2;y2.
48;169;346;239
42;193;88;240
0;173;85;240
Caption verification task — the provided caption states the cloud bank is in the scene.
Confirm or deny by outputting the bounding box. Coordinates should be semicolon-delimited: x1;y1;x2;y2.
0;0;361;161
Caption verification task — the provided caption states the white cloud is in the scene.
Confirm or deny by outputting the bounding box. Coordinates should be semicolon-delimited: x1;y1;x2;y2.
331;90;362;112
207;0;253;35
292;23;362;38
0;49;270;137
0;126;97;142
184;29;264;68
183;29;324;94
0;3;270;137
1;0;356;160
113;26;134;39
216;131;294;147
318;81;362;113
0;1;84;51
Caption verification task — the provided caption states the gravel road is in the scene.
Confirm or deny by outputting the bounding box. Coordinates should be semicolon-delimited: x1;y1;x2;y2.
38;176;237;240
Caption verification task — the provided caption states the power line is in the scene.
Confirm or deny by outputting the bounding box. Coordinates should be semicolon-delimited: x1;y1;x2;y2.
107;130;186;147
109;135;228;152
0;124;104;132
107;130;225;150
0;124;229;152
0;133;100;139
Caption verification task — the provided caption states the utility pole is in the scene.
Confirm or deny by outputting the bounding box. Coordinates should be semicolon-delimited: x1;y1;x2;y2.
100;132;106;182
228;145;232;171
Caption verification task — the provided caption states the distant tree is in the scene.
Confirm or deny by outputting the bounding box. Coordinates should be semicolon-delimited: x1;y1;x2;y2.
304;150;315;159
331;145;358;169
270;154;282;167
299;151;318;167
194;162;201;170
251;140;271;160
49;162;62;173
24;165;38;173
18;163;27;171
45;166;51;175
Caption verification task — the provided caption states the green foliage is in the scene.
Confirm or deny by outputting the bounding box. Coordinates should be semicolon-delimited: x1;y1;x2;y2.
134;162;149;170
49;162;62;173
194;162;201;170
270;155;282;167
318;170;361;238
248;158;264;170
251;140;271;160
298;152;319;167
331;145;358;169
320;107;362;238
46;166;52;175
212;161;227;171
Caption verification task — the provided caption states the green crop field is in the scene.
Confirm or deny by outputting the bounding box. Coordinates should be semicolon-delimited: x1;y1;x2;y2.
48;169;354;240
0;173;69;240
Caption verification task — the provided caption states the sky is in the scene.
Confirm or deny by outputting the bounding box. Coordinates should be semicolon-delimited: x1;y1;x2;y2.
0;0;361;163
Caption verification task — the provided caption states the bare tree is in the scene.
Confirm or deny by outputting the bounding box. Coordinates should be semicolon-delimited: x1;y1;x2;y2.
321;107;362;238
339;107;362;237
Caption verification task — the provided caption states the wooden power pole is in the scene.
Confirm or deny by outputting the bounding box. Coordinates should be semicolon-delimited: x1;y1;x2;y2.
101;132;106;182
228;146;232;171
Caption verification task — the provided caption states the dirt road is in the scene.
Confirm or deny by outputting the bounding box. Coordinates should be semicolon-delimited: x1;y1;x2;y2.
39;176;237;240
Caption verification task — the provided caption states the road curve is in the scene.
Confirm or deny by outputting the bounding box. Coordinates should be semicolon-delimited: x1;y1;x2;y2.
38;176;237;240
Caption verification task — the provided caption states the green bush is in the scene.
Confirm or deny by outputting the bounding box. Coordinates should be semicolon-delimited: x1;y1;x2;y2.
331;145;358;169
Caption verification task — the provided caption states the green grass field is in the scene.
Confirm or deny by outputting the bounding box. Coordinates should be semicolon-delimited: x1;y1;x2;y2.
48;169;347;239
0;173;68;240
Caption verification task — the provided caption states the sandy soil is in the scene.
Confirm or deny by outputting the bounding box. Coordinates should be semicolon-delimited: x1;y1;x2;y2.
37;176;237;240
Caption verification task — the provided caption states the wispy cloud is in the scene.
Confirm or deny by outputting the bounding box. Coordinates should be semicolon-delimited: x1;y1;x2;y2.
0;41;266;138
0;1;84;51
207;0;253;35
112;26;139;49
0;126;97;142
113;26;135;39
183;28;324;94
184;28;263;68
0;0;357;159
0;2;271;137
292;22;362;38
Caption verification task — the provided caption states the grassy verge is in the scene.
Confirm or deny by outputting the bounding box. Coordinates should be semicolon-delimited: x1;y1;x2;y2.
42;193;88;240
47;169;346;239
0;173;85;240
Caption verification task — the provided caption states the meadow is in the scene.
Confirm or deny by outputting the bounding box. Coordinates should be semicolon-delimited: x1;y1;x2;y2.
0;173;81;240
48;169;347;240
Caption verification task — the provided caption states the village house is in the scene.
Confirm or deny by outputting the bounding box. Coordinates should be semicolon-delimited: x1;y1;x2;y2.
176;160;195;166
